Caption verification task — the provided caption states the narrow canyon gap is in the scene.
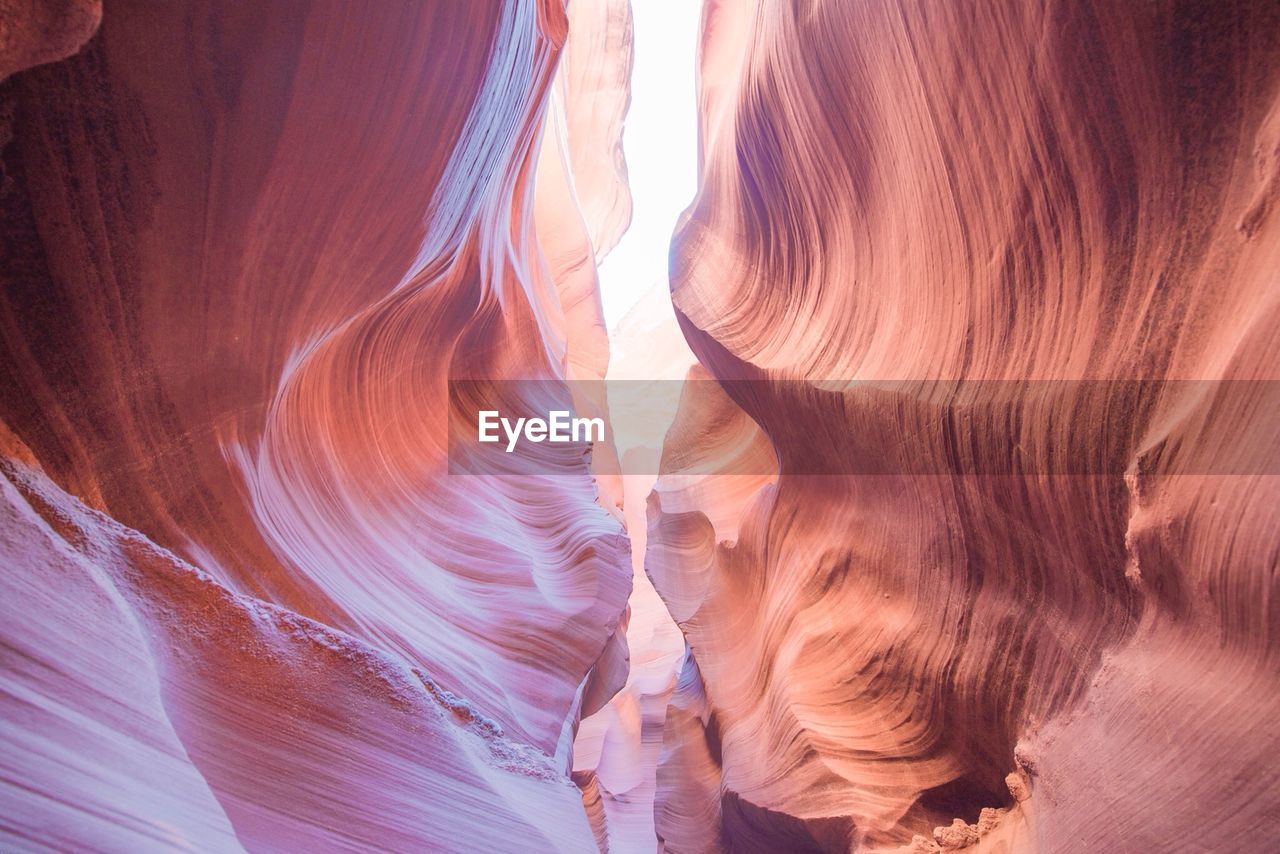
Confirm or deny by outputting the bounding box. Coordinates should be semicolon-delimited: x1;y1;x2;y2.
2;1;1278;853
570;1;701;850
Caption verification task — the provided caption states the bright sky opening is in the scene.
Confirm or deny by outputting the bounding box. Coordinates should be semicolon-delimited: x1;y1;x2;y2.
597;0;703;331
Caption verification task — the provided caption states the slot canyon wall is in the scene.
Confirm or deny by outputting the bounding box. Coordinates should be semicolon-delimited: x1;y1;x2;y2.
1;0;633;849
650;0;1280;851
1;0;1278;852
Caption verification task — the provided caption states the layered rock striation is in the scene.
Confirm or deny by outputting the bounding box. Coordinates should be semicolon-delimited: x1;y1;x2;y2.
649;0;1280;850
4;0;1279;851
1;0;633;848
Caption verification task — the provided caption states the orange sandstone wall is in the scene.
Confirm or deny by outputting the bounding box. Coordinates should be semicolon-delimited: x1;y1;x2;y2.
0;0;631;847
650;0;1280;850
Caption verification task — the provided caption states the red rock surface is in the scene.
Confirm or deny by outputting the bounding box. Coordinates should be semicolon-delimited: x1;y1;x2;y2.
3;0;1279;851
649;0;1280;850
0;0;98;80
2;0;629;847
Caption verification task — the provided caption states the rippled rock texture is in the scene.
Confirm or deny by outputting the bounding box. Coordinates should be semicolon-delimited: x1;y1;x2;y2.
4;0;1280;851
1;0;631;848
650;0;1280;850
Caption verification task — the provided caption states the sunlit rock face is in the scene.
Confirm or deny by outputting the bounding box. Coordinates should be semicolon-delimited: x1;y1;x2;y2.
552;0;633;262
652;0;1280;851
6;0;1280;849
1;0;630;847
0;424;599;850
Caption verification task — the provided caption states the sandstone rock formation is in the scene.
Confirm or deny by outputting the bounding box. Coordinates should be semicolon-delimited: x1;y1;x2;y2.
3;0;1279;851
2;0;631;847
648;0;1280;850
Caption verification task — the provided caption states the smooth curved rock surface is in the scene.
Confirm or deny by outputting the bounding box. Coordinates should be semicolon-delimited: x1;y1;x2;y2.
0;424;598;851
650;0;1280;850
1;0;631;847
4;0;1279;851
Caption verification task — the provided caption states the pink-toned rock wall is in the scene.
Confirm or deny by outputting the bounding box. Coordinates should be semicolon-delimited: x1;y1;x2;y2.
4;0;1278;850
1;0;631;846
0;0;99;80
650;0;1280;850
